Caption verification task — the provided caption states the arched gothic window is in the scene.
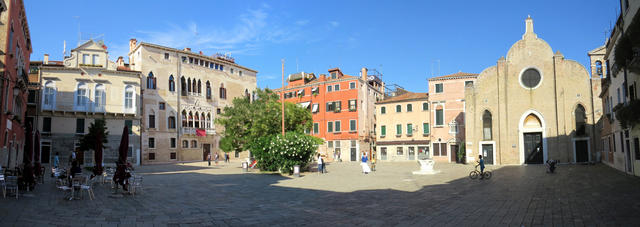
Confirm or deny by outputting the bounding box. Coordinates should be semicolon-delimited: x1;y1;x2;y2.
206;81;212;99
188;111;194;127
187;78;192;93
169;75;175;92
194;112;200;128
206;113;211;128
197;80;202;94
181;76;187;96
483;110;492;140
181;110;187;127
575;104;586;136
147;72;156;89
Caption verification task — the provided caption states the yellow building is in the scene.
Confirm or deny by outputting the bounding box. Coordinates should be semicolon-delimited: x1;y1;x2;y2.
375;92;431;161
37;40;142;166
465;17;601;165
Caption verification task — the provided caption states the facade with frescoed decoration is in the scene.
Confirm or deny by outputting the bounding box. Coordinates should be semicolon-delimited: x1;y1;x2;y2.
277;68;384;162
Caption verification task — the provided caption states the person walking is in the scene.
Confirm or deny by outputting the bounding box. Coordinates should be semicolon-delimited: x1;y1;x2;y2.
214;152;220;165
317;154;323;174
207;153;212;166
224;153;230;163
361;153;371;174
53;152;60;168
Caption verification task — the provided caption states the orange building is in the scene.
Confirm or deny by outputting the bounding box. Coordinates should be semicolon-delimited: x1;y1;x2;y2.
277;67;384;162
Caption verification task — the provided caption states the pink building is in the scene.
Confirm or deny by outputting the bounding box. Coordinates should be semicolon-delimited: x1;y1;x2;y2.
427;72;477;163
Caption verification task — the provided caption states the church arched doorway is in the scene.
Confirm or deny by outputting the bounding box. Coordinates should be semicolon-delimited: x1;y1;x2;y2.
519;111;546;164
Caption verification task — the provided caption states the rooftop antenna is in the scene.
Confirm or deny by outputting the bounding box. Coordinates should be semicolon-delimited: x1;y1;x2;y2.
73;16;81;46
63;40;66;57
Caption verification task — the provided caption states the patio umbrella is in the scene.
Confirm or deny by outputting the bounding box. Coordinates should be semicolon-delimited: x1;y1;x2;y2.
34;130;41;177
23;123;33;166
93;131;104;176
113;125;129;190
22;123;35;189
118;125;129;163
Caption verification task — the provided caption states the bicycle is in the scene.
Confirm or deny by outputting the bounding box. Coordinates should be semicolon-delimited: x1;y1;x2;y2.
469;165;492;179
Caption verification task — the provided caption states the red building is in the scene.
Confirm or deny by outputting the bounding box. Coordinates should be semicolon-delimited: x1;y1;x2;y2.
0;0;32;169
277;68;384;162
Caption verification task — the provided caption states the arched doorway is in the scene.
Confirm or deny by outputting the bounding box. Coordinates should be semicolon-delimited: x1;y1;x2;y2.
519;111;546;164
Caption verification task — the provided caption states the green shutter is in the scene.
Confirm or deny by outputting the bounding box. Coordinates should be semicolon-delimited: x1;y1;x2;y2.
335;121;341;132
407;104;412;112
381;125;386;136
436;109;443;125
423;103;428;111
423;123;430;134
396;124;402;135
381;107;386;114
407;124;412;135
328;122;333;132
396;105;401;112
314;123;319;134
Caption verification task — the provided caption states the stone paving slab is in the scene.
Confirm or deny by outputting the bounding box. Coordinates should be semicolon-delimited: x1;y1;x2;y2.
1;161;640;226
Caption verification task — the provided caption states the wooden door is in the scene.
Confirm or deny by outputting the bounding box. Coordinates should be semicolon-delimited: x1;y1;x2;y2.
203;144;211;161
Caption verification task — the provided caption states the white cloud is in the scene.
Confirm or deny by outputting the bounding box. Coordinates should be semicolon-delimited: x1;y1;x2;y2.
132;5;294;56
329;21;340;27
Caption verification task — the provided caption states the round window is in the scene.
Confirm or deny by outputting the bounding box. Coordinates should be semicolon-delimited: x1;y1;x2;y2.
521;68;541;89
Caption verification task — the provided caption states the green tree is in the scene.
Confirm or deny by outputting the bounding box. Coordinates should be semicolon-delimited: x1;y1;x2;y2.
78;118;109;175
216;88;318;172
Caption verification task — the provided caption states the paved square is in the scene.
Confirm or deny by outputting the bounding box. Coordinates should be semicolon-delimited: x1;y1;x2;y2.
1;161;640;226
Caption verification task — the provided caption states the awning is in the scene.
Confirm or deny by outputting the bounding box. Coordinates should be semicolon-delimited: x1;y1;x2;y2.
298;101;311;109
312;103;319;112
312;87;318;92
297;89;303;95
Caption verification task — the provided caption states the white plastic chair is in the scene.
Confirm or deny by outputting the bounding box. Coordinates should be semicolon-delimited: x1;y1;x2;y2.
81;176;95;200
131;175;143;195
5;176;18;199
0;174;6;198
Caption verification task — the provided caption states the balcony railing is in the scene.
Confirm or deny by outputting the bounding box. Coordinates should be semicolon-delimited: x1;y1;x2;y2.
181;127;216;135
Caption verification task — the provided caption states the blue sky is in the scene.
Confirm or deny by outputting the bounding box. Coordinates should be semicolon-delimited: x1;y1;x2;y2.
27;0;619;92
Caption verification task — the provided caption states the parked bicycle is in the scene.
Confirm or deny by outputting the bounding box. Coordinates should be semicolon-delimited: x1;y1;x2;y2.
469;165;492;179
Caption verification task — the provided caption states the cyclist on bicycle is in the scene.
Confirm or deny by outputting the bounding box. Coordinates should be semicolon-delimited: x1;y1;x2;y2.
476;155;485;179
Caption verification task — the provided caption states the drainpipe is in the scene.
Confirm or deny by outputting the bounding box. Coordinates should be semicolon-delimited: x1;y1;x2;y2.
588;77;597;163
176;51;182;162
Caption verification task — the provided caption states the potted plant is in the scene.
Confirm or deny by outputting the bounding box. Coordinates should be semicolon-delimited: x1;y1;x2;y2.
457;143;466;164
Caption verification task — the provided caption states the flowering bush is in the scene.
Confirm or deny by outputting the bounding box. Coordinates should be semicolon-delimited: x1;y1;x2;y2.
251;132;323;174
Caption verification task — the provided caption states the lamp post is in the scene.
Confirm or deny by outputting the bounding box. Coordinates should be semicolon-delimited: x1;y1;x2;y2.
281;59;285;136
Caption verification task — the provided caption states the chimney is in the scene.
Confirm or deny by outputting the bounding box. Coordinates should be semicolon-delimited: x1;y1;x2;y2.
183;47;191;52
117;56;124;67
129;39;137;53
199;51;203;55
361;67;368;81
44;54;49;64
319;74;327;82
